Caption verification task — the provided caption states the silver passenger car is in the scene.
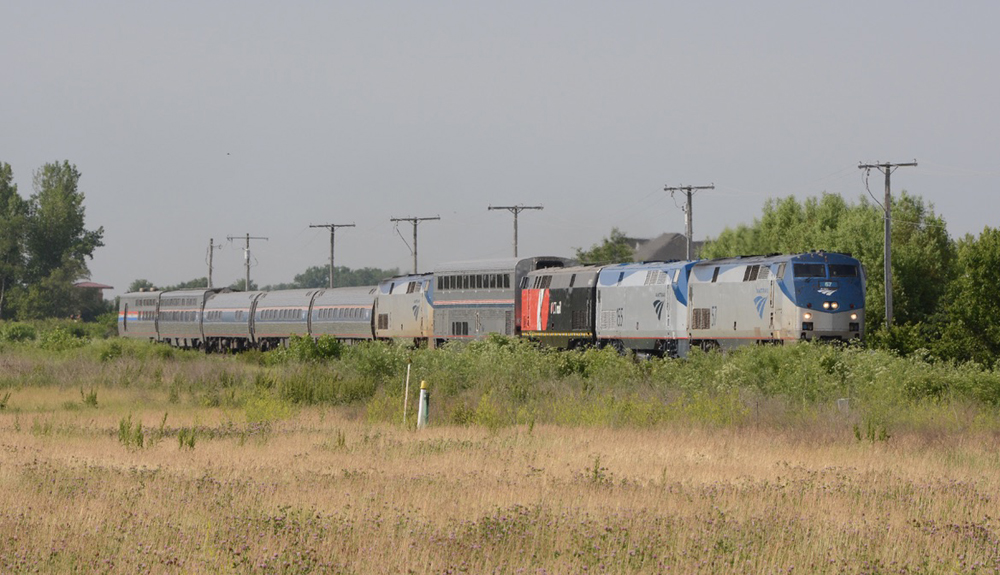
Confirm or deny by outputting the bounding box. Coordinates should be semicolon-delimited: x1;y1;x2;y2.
311;286;377;342
118;290;161;341
203;290;263;352
157;289;222;349
252;289;317;349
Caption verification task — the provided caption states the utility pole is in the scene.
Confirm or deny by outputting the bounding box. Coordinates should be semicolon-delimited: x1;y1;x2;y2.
488;205;543;257
858;160;917;328
664;184;714;260
227;233;268;291
390;216;440;273
206;238;223;288
309;223;355;288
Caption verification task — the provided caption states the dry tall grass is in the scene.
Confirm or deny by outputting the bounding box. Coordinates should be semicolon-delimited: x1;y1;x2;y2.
2;384;999;573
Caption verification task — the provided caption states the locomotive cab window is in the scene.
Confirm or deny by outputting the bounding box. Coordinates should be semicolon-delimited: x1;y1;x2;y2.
793;263;827;278
829;264;858;278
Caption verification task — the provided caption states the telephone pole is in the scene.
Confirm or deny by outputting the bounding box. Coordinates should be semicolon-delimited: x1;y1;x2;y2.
488;205;543;257
309;223;355;288
390;216;440;273
206;238;224;288
664;184;714;260
226;233;268;290
858;160;917;328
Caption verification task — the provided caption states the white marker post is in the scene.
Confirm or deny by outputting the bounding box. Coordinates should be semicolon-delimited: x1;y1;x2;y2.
417;380;430;429
403;360;412;426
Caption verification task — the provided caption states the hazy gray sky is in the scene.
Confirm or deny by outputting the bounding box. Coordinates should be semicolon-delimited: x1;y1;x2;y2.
3;1;998;297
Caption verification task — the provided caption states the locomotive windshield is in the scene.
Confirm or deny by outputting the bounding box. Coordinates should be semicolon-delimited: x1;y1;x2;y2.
793;263;827;278
829;264;859;277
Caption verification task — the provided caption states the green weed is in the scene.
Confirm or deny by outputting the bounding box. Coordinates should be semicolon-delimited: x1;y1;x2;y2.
80;387;98;408
178;427;197;450
117;414;145;450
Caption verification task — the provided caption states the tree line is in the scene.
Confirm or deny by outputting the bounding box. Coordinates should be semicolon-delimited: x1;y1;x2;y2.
0;162;105;320
129;265;400;294
578;192;1000;366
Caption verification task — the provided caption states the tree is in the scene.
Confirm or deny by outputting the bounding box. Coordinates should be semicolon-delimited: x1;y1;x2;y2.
0;163;27;319
23;161;104;282
12;161;105;318
263;266;401;290
934;227;1000;365
163;277;209;291
128;279;156;293
574;228;635;264
229;278;259;291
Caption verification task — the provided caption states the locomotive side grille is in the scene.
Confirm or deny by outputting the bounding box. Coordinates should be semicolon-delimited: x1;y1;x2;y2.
692;308;711;330
572;310;588;330
599;310;616;330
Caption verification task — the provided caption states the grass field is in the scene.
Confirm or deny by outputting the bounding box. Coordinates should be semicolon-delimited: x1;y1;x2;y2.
1;334;1000;572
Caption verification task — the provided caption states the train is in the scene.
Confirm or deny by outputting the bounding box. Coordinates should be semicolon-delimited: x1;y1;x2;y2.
118;251;865;357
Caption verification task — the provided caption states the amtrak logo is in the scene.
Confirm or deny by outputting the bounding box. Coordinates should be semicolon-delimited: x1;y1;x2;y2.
818;287;838;296
653;299;664;321
754;296;767;318
412;304;420;320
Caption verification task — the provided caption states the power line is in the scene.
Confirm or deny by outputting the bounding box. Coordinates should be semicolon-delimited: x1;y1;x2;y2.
389;216;440;273
309;223;355;288
858;160;917;329
488;205;543;257
663;184;715;260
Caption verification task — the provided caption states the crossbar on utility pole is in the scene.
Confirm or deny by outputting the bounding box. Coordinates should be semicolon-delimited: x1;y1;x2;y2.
664;184;715;260
488;205;543;257
309;223;355;288
226;233;268;291
858;160;917;329
390;216;440;273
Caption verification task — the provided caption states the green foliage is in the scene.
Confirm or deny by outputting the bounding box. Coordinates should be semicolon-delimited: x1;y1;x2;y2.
276;365;376;405
128;279;155;293
36;327;86;352
932;227;1000;366
228;278;259;291
80;387;98;408
854;417;891;442
0;162;27;321
178;427;197;450
0;322;36;342
584;454;613;487
244;393;296;423
575;227;635;264
13;161;105;320
265;334;344;365
265;265;401;291
117;414;145;450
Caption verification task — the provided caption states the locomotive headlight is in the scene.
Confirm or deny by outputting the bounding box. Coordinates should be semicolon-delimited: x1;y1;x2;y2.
850;313;858;321
822;302;830;310
831;302;839;310
803;312;812;320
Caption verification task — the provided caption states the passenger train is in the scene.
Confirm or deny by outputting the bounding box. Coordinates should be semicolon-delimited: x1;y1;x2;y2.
118;251;865;357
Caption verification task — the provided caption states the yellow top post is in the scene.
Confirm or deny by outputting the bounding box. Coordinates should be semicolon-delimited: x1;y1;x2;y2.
420;380;428;390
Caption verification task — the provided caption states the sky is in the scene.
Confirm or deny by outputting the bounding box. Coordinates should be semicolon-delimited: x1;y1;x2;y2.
2;1;998;298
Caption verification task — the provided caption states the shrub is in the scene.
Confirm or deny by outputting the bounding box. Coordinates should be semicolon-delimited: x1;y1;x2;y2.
36;327;86;352
0;322;36;343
